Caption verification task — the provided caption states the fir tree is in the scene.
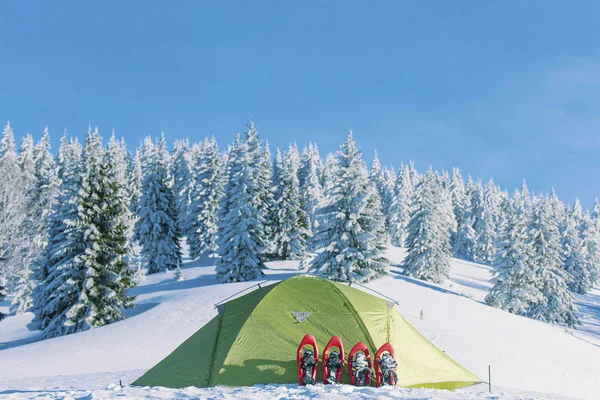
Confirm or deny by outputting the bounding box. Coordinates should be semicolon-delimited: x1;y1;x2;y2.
171;139;193;233
186;137;224;259
244;122;275;257
17;134;36;189
272;145;309;260
560;204;587;294
388;164;413;247
216;134;266;282
0;122;27;295
580;214;600;292
527;196;579;327
403;167;452;283
298;143;324;234
308;132;389;283
485;190;539;315
471;181;496;265
135;139;182;275
33;129;135;338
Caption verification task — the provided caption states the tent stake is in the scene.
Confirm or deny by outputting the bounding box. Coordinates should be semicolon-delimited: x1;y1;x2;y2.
488;365;491;393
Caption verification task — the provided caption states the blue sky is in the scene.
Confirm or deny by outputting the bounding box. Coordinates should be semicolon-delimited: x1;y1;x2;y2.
1;1;600;208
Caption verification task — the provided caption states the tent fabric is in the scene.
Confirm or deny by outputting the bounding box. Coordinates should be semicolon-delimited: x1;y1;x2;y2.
134;275;481;389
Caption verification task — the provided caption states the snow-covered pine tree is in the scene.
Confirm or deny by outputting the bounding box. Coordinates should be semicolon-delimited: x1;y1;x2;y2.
0;121;26;292
560;203;587;294
244;122;275;257
549;188;566;228
592;198;600;233
580;214;600;292
388;164;413;247
298;143;324;235
272;144;310;260
527;196;579;327
471;181;496;265
128;148;143;214
322;152;338;194
452;169;476;260
18;127;59;301
135;138;182;275
369;151;394;238
308;132;389;283
369;150;386;200
450;168;467;245
17;134;36;190
485;190;539;315
171;139;193;233
185;137;224;259
381;167;396;234
403;167;452;283
438;171;457;248
216;134;266;282
34;129;135;338
138;136;155;175
30;135;82;331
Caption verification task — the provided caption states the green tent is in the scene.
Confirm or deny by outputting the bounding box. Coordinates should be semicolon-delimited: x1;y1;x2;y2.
134;275;481;389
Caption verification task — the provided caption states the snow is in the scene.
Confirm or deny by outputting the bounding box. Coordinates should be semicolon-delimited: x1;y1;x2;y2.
1;248;599;399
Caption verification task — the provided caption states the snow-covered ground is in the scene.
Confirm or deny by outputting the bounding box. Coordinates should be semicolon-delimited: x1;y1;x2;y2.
1;248;599;399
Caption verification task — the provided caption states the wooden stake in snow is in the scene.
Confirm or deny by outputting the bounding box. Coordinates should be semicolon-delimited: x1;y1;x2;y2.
488;365;492;393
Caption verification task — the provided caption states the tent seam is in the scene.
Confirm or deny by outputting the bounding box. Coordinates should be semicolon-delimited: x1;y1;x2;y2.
207;314;223;386
327;280;378;357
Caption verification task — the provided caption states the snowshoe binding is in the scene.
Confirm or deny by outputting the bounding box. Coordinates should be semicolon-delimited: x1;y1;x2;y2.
297;334;319;385
375;342;398;387
322;336;344;384
348;342;372;386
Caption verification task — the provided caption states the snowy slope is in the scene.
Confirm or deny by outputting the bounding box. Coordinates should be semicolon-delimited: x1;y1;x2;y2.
1;249;599;399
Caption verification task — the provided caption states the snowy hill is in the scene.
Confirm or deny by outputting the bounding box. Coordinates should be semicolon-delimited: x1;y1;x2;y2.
1;247;599;399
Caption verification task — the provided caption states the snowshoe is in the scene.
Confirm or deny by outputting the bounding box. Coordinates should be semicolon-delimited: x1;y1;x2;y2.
297;334;319;385
347;342;372;386
322;336;344;384
375;342;398;387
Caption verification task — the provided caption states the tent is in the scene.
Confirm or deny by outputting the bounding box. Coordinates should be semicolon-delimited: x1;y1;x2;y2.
134;275;481;389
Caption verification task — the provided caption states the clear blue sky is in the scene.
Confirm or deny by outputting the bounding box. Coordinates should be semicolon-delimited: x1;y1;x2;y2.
1;1;599;208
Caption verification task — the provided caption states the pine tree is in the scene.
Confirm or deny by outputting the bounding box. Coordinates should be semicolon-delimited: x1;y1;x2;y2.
560;204;587;294
308;132;389;282
388;164;413;247
128;148;143;215
298;143;324;234
171;139;192;233
244;122;275;257
272;145;310;260
17;134;36;189
403;167;452;283
135;139;182;275
592;198;600;232
580;214;600;292
485;190;539;315
471;181;496;265
16;127;59;307
527;196;579;327
33;129;135;338
216;134;266;282
186;137;224;259
0;122;27;295
381;167;396;234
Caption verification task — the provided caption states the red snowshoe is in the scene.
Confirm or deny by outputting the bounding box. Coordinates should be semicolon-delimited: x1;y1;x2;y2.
375;342;398;387
297;334;319;385
322;336;345;384
347;342;372;386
